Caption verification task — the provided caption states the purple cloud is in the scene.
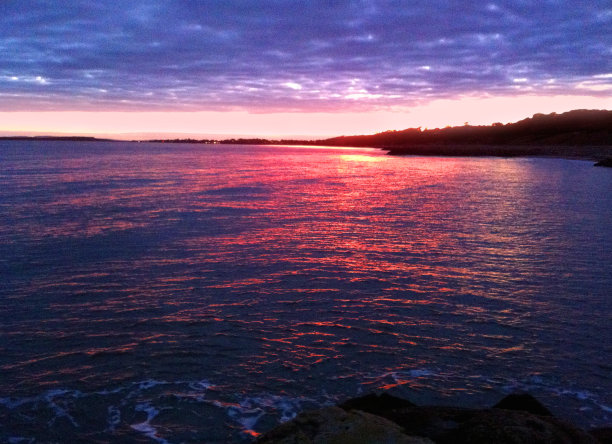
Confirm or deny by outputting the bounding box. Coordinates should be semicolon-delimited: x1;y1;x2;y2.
0;0;610;111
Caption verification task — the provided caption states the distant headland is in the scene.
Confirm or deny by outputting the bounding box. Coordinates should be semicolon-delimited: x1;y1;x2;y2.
324;109;612;161
2;109;611;163
320;109;612;148
144;109;612;162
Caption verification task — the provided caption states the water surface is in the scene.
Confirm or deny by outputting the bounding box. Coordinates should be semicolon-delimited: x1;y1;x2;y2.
0;141;610;442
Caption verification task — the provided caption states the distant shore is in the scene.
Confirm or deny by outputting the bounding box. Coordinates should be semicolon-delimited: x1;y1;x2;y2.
0;135;114;142
383;144;612;161
3;136;611;165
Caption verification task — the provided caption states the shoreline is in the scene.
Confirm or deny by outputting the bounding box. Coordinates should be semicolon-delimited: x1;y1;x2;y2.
383;144;612;162
2;137;611;165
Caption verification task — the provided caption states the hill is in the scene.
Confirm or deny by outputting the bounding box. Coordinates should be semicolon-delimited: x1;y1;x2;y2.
317;109;612;155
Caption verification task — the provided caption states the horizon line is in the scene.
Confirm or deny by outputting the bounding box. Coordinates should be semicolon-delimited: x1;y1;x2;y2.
1;101;611;141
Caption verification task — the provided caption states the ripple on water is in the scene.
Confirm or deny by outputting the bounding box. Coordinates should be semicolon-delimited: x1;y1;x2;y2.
1;143;611;441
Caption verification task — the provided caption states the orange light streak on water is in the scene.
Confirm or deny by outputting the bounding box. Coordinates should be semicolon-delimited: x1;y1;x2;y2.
4;142;612;439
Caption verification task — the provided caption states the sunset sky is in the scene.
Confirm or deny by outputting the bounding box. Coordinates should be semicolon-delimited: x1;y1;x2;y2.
1;1;611;139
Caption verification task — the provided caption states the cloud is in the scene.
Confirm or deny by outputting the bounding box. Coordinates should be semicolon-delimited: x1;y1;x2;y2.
0;0;610;111
284;82;303;90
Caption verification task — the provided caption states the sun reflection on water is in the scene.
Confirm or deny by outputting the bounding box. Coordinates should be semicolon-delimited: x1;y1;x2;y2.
1;143;611;439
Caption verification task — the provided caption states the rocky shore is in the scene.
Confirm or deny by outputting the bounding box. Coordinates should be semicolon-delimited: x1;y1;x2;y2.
383;144;612;163
257;393;611;443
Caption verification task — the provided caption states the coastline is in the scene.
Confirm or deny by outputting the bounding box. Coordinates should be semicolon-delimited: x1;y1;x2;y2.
2;137;611;166
383;144;612;162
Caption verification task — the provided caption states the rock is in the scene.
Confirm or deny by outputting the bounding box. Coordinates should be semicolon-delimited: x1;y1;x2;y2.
493;393;553;416
370;398;597;444
260;392;605;444
380;405;479;441
594;157;612;167
340;392;416;415
255;406;433;444
589;427;612;443
434;408;598;444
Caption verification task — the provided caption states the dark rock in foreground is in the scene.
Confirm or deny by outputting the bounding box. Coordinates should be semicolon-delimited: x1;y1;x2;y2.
257;406;433;444
594;157;612;167
257;393;604;443
492;393;553;416
589;428;612;443
340;392;417;414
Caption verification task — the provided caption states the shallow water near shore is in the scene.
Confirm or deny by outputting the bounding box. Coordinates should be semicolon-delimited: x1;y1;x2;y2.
1;141;610;442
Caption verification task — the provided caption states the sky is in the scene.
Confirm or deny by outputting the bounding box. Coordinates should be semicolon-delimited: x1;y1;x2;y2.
1;0;611;139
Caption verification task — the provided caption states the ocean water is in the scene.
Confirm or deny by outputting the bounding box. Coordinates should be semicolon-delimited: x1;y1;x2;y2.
0;141;610;443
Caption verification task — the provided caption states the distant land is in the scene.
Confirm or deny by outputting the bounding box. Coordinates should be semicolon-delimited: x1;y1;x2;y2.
323;109;612;160
0;135;114;142
2;109;611;162
143;109;612;161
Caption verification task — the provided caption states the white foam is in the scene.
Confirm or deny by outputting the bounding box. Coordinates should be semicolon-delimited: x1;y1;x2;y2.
241;394;311;423
228;406;265;431
95;386;126;395
597;403;612;413
44;389;80;427
208;393;315;437
188;379;214;391
135;380;168;391
0;396;36;409
105;405;121;432
405;369;435;378
130;403;170;444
